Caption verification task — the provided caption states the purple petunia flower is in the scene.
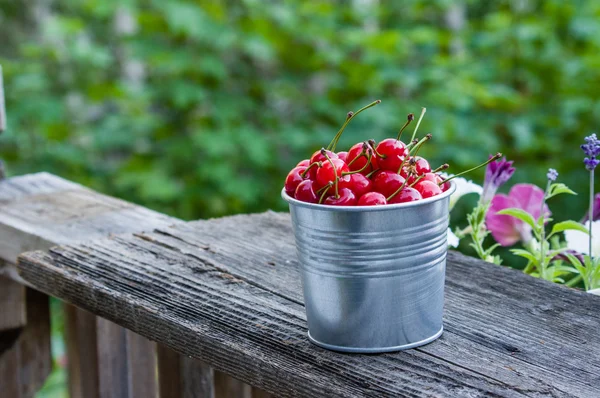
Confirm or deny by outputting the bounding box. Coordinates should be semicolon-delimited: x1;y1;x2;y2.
486;184;550;246
547;168;558;182
480;156;516;203
581;133;600;171
582;193;600;223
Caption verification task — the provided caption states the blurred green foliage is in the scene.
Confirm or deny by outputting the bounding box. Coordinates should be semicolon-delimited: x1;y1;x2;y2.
2;0;600;223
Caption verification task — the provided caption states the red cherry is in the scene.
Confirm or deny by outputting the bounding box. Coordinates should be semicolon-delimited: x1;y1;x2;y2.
296;159;310;167
400;168;417;185
294;180;318;203
414;156;431;175
337;151;348;163
372;170;405;198
388;187;422;204
375;139;408;172
284;166;308;197
357;192;387;206
323;188;357;206
339;173;372;198
421;172;439;184
316;158;349;188
347;143;378;175
414;180;442;198
309;149;338;180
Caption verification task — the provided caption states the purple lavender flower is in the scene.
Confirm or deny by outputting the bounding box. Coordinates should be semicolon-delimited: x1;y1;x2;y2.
547;168;558;182
480;156;516;203
581;133;600;171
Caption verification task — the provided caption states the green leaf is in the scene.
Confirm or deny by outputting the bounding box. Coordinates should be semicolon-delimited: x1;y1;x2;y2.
510;248;539;265
547;183;577;199
496;208;537;230
548;221;589;239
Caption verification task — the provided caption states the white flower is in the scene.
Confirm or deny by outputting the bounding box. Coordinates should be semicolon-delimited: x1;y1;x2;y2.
447;228;460;248
564;220;600;257
588;288;600;296
440;173;483;210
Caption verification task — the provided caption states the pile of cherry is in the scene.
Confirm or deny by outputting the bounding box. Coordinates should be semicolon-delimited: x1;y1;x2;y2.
284;100;499;206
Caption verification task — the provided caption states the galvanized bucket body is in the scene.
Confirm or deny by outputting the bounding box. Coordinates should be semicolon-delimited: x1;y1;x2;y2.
283;182;455;353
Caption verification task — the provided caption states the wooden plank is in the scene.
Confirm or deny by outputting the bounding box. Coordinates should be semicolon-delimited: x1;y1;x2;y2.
0;173;173;398
64;305;99;398
0;287;51;398
251;387;274;398
0;274;26;330
18;210;600;397
0;172;216;398
158;345;214;398
214;371;251;398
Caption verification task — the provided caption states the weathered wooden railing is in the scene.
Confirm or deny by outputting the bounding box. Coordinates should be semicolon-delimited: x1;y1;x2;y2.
1;172;600;397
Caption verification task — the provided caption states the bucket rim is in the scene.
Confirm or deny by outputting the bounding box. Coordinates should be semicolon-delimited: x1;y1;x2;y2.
282;180;456;212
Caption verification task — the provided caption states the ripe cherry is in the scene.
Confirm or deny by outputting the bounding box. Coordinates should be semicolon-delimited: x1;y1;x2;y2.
375;139;408;172
323;188;357;206
421;172;440;184
337;151;348;163
414;156;431;175
414;180;442;198
309;149;338;179
284;166;308;196
347;142;378;175
372;170;405;198
387;187;422;204
294;180;318;203
296;159;310;167
316;158;349;188
339;173;372;198
357;192;387;206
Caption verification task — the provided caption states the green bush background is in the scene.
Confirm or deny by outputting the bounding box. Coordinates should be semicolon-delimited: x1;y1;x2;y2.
2;1;600;396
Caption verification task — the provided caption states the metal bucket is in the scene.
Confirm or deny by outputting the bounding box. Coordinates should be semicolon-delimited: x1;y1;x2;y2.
282;181;456;353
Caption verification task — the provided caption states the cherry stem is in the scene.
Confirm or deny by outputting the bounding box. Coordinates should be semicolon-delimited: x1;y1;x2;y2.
368;139;386;158
432;163;449;173
406;138;419;151
346;143;369;168
409;133;432;157
396;113;414;141
409;107;427;143
327;100;381;152
409;175;425;188
321;149;339;198
396;154;415;174
300;161;321;178
343;149;373;175
386;172;412;201
318;182;334;204
365;168;380;179
439;153;503;185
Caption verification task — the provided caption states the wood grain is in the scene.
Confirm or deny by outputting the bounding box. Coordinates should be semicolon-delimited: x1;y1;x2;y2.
158;345;214;398
0;287;51;398
0;275;26;331
0;172;227;397
18;211;600;397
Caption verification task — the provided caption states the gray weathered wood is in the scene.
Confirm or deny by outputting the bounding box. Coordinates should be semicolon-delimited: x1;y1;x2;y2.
0;274;26;331
18;211;600;397
214;371;251;398
0;287;51;398
0;172;226;397
158;345;214;398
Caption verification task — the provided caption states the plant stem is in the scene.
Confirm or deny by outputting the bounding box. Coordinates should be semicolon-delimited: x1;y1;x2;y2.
440;153;502;185
589;169;594;259
538;180;551;279
409;107;426;142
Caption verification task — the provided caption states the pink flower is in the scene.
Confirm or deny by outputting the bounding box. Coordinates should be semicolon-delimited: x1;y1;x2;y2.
485;184;551;246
